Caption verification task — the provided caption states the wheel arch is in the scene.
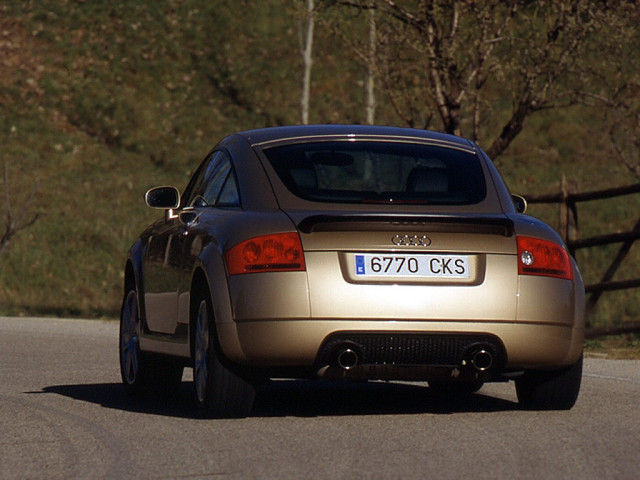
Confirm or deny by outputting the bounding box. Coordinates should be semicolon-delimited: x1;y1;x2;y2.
124;259;136;293
188;262;248;368
123;239;147;321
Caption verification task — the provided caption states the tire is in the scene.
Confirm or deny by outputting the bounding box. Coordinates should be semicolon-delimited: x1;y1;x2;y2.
119;289;183;397
515;353;583;410
119;289;153;396
192;292;255;418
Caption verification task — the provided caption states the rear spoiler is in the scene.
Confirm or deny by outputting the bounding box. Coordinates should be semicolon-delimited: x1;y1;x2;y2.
297;214;514;237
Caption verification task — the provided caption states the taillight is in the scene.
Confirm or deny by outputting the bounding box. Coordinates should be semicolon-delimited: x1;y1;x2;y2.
517;236;573;280
225;232;306;275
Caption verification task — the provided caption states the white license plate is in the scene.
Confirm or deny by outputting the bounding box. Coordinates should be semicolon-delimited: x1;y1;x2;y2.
354;253;470;278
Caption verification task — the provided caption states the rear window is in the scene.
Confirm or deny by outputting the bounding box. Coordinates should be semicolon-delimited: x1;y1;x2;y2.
263;141;487;205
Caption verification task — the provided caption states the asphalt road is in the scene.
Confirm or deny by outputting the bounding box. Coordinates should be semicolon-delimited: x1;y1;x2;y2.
1;317;639;479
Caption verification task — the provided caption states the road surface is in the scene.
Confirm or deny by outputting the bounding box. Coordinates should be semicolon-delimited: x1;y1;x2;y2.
1;317;639;479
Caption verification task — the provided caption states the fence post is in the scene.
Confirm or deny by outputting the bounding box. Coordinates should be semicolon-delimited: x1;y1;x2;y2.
559;175;568;243
567;200;578;258
586;217;640;312
558;175;578;256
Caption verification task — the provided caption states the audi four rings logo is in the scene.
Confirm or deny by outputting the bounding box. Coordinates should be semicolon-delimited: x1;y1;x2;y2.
391;234;432;247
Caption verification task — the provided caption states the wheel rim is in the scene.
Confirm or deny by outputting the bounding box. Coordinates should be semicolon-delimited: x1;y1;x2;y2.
120;290;140;385
194;299;210;404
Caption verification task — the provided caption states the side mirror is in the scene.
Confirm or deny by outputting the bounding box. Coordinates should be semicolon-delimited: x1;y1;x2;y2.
145;186;180;209
512;194;527;214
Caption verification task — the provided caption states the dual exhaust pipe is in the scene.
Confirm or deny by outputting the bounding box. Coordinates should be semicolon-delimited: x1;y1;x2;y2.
332;343;495;372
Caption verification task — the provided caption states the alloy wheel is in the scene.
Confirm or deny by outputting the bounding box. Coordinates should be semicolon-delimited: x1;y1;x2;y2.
120;290;140;385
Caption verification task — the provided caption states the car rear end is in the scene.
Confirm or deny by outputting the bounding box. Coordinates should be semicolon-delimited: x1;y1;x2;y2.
218;129;584;384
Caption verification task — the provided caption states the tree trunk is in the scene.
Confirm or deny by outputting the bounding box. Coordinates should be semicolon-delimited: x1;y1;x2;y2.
300;0;315;125
366;5;376;125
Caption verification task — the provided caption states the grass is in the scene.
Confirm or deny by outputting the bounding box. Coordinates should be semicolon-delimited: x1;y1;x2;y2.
1;1;639;331
585;334;640;360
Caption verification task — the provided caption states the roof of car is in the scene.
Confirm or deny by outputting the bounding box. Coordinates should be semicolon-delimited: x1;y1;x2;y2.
233;125;476;151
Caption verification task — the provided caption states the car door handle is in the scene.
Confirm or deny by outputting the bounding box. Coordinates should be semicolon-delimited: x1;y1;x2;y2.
178;211;199;235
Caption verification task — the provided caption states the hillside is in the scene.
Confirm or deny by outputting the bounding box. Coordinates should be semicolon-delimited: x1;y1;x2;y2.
1;1;639;327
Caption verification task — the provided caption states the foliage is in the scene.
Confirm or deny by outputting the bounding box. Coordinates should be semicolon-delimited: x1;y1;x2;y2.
330;0;640;158
0;0;639;324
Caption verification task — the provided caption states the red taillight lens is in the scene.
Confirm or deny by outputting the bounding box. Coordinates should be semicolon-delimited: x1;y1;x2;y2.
225;232;306;275
517;236;573;280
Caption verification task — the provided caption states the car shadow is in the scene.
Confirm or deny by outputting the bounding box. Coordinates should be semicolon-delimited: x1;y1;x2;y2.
41;379;519;418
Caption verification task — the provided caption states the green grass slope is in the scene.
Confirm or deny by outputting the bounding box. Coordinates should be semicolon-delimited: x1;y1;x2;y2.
1;1;639;325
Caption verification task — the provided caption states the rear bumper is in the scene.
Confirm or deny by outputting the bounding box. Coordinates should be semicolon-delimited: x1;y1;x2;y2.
217;318;584;372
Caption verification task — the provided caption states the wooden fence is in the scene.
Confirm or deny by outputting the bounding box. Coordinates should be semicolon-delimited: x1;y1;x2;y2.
525;178;640;336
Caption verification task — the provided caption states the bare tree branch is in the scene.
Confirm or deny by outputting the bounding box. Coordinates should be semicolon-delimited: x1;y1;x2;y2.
331;0;639;160
1;161;40;256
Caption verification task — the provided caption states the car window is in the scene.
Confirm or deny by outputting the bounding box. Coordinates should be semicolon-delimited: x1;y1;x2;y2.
182;152;218;207
183;151;240;208
263;141;486;205
216;169;240;206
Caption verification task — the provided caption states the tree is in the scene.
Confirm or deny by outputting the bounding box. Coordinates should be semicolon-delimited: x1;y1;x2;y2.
365;4;377;125
609;104;640;182
602;10;640;181
333;0;640;158
299;0;316;124
1;162;39;256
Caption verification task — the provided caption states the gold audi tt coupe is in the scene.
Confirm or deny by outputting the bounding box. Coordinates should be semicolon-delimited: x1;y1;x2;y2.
119;125;585;416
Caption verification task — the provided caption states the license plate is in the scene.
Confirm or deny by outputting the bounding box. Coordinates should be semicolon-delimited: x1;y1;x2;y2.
354;253;470;278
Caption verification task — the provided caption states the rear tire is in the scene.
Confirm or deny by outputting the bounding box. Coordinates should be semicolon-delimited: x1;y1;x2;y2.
192;292;255;418
515;353;583;410
119;289;154;396
119;289;183;397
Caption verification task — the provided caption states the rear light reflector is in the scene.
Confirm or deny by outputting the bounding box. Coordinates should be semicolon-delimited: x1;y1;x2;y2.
225;232;306;275
517;236;573;280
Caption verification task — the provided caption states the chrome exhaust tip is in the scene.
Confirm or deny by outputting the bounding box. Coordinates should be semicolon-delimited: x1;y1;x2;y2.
470;349;493;371
337;348;359;370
